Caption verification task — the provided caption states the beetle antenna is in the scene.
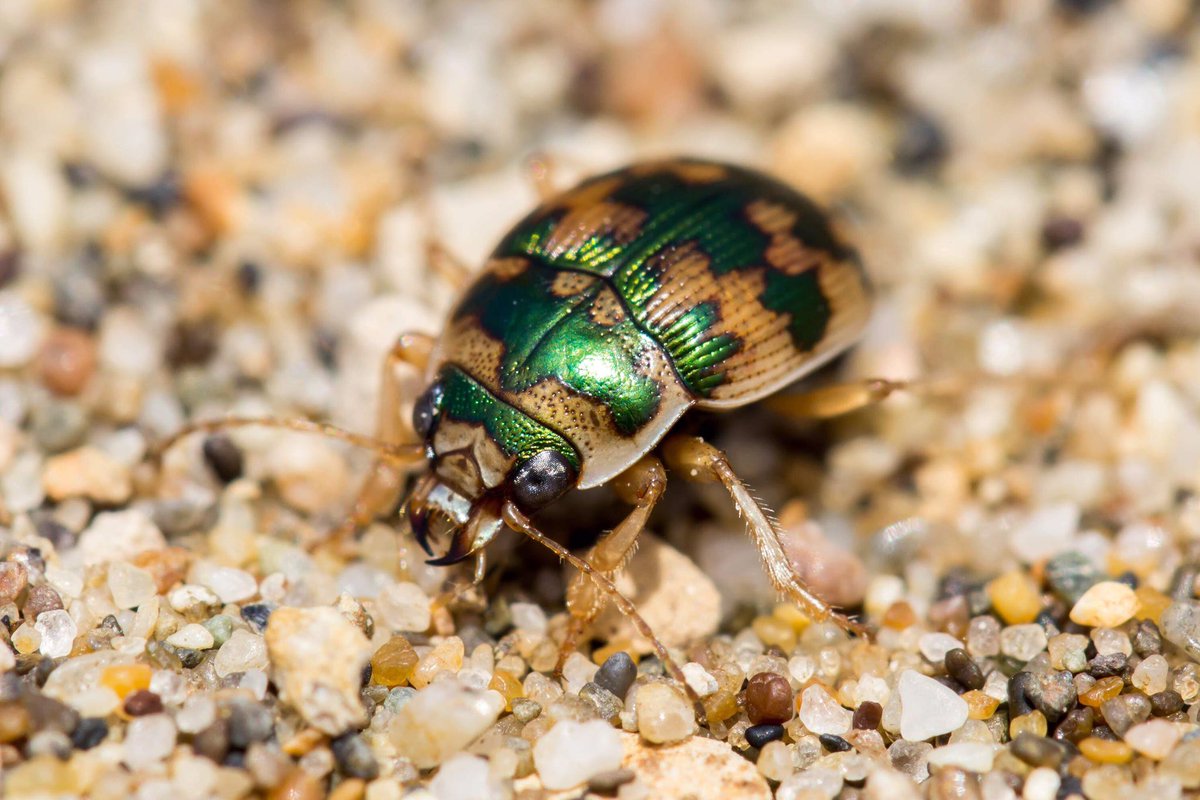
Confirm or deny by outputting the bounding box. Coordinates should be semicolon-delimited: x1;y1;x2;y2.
150;416;426;469
501;501;709;726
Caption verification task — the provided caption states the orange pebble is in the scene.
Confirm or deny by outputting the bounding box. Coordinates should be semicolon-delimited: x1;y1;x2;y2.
1079;676;1124;708
100;664;152;699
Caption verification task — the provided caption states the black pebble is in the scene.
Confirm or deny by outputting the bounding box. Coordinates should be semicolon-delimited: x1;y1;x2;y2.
227;700;274;748
1008;672;1036;717
893;110;948;175
1132;620;1163;657
944;648;985;691
588;768;636;796
1010;732;1065;768
23;692;80;735
240;603;273;632
176;648;205;669
1151;690;1184;717
594;652;637;699
745;724;785;749
332;733;380;780
236;261;262;294
1053;706;1094;742
33;657;60;687
223;749;246;768
1041;216;1085;252
193;718;231;763
818;733;853;753
1088;652;1127;679
126;171;181;217
71;717;109;750
203;435;244;483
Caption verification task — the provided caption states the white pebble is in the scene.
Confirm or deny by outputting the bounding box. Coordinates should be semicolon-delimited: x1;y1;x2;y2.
213;629;269;677
34;609;77;658
1010;503;1080;562
122;713;177;770
926;742;996;772
918;632;964;664
533;719;623;790
562;651;599;695
375;581;432;633
510;602;548;635
166;623;216;650
1023;767;1061;800
777;767;843;800
168;584;221;614
0;291;44;368
635;682;697;744
898;670;968;742
388;679;505;768
429;752;505;800
199;566;258;604
107;561;157;610
681;662;719;697
175;696;216;734
78;510;165;566
799;684;852;736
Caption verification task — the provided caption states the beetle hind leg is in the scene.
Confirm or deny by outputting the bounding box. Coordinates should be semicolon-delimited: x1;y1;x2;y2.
764;377;907;419
557;455;667;671
662;435;868;637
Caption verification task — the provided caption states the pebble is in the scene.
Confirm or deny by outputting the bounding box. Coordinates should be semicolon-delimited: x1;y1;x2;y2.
123;689;163;716
635;682;696;744
241;603;274;632
681;662;719;697
1045;552;1101;604
1010;733;1065;768
23;583;64;620
77;510;166;566
798;684;852;736
897;670;968;742
1099;692;1151;736
34;609;77;658
919;632;964;664
533;719;623;790
1161;601;1200;661
331;733;379;780
71;717;108;750
42;446;132;505
944;649;984;690
227;699;274;748
1124;718;1185;760
987;571;1042;625
375;582;432;633
853;701;883;730
201;435;243;483
214;629;269;677
1025;670;1077;722
122;713;177;770
265;606;372;734
38;328;97;396
999;623;1048;662
371;636;419;687
745;723;785;748
389;679;504;768
1070;581;1140;627
0;561;28;602
745;671;793;725
198;566;257;604
107;561;157;609
926;741;996;772
0;291;43;367
594;651;637;699
429;752;504;800
620;731;771;800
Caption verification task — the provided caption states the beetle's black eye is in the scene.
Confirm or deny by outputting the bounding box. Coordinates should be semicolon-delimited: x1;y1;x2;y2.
510;450;576;510
412;383;443;439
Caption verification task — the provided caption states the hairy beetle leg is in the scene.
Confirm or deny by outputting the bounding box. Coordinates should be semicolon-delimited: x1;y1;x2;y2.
326;332;436;550
662;435;869;639
501;500;708;726
557;455;667;673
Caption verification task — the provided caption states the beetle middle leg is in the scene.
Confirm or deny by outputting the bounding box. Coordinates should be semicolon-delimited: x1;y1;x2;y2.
764;377;908;419
662;434;868;636
557;455;667;670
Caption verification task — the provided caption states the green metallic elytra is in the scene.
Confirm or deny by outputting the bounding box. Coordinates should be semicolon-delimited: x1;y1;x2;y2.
492;161;857;398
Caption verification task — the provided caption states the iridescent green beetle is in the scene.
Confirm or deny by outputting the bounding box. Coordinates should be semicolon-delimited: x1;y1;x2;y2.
164;158;890;667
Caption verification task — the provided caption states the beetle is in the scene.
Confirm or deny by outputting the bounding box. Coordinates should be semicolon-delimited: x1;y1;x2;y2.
161;158;896;673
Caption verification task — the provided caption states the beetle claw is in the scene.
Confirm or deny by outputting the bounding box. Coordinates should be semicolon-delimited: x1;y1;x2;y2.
425;525;474;566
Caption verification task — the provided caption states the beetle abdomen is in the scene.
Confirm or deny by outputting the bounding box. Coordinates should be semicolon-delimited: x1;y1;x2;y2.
494;159;872;407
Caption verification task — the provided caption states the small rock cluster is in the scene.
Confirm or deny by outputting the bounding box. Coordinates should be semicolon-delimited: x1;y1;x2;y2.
3;1;1200;799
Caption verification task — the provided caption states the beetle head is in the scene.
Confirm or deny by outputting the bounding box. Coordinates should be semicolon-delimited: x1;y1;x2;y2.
406;369;579;566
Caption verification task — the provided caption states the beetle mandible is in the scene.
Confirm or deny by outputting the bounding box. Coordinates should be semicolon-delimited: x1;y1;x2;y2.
161;158;902;672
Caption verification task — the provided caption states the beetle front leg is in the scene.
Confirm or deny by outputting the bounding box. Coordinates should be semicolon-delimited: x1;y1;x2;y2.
558;455;667;670
661;435;868;637
326;332;435;548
